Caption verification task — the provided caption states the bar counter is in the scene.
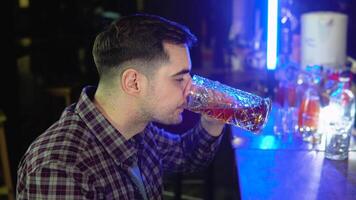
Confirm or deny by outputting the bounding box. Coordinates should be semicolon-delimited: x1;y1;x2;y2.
231;107;356;200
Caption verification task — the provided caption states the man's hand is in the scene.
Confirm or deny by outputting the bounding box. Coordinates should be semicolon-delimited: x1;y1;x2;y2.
200;115;225;137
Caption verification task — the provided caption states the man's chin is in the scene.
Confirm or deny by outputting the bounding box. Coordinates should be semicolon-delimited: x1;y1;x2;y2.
155;115;183;125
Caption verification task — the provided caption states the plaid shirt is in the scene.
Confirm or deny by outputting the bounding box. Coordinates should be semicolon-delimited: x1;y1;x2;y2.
17;86;222;200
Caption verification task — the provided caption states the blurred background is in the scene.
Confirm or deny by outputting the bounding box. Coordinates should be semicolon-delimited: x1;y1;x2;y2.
2;0;356;199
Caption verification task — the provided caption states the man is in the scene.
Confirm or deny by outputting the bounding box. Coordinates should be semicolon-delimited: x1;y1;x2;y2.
17;14;225;199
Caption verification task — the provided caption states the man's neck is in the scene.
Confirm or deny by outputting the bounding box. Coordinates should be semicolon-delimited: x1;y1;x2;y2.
93;90;148;140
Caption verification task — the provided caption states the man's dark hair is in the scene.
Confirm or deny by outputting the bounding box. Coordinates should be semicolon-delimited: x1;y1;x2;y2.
92;13;197;80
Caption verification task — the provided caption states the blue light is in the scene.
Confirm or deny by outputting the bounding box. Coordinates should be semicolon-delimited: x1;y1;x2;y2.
267;0;279;70
259;135;277;150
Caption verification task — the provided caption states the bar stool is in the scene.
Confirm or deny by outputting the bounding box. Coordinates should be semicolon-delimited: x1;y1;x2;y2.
0;111;14;200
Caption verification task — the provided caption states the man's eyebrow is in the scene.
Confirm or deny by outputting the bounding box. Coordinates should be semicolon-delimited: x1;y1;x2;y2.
171;69;191;77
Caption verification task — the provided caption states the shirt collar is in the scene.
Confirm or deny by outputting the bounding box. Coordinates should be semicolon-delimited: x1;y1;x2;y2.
75;86;141;167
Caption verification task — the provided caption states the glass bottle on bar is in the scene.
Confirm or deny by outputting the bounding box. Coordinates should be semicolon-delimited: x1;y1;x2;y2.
273;63;299;135
297;65;322;143
325;71;355;160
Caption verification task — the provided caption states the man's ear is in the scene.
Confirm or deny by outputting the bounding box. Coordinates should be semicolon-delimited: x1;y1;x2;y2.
121;69;142;96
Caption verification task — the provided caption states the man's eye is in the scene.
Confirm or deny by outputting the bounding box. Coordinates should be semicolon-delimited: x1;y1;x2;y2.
176;78;184;82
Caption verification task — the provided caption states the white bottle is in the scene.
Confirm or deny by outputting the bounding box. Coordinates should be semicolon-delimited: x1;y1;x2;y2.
325;75;355;160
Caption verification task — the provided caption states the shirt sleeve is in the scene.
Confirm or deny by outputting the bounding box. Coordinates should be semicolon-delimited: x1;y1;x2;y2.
17;162;100;200
149;122;223;173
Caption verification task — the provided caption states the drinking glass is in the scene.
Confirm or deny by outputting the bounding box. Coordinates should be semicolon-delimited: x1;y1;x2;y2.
185;75;272;133
325;117;352;160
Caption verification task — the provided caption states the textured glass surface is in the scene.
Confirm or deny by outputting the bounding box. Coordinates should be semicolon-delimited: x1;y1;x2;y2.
186;75;272;133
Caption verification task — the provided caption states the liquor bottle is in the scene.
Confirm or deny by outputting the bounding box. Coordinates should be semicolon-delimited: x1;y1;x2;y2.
325;73;355;160
298;84;321;141
297;66;322;142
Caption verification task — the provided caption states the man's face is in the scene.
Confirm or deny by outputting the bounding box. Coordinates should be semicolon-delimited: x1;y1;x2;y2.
142;42;192;125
